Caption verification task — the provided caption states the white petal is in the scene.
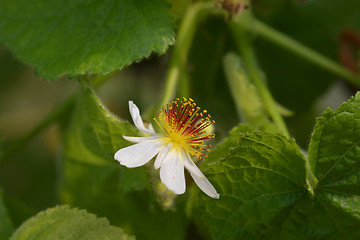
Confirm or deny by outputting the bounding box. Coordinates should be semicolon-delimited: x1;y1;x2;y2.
154;143;171;169
129;101;156;135
160;149;186;194
148;123;155;132
183;150;220;199
123;135;158;143
114;139;163;168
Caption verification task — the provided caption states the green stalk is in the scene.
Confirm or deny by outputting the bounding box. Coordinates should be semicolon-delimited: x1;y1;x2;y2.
237;17;360;87
229;21;290;137
0;72;117;168
159;2;217;107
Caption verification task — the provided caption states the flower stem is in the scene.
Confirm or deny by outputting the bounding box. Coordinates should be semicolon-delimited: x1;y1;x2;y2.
0;72;117;168
229;21;290;137
159;2;217;107
238;17;360;87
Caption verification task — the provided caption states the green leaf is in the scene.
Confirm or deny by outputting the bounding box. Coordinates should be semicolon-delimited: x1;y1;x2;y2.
309;92;360;185
0;188;15;240
190;93;360;239
0;0;175;80
268;93;360;239
304;92;360;238
60;83;149;196
202;124;253;168
189;129;307;239
60;84;186;240
10;205;134;240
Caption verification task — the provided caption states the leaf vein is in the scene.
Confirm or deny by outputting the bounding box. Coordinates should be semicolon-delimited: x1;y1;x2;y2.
316;196;350;239
318;141;359;183
317;188;360;198
218;189;304;238
216;165;300;188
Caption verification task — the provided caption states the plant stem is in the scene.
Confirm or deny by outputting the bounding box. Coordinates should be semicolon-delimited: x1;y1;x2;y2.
0;72;117;168
230;21;290;137
159;2;217;107
178;71;190;99
238;17;360;87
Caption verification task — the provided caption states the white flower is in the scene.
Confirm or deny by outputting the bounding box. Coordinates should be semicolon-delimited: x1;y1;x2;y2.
114;98;219;199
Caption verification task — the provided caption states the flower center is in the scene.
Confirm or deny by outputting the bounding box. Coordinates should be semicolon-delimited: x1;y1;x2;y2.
153;97;215;159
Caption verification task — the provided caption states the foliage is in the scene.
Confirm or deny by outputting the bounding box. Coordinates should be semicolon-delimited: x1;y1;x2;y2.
10;205;134;240
190;94;360;238
0;0;174;80
1;0;360;239
60;85;187;240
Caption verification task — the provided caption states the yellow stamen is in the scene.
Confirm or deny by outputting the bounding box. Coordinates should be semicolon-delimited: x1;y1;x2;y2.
154;98;215;159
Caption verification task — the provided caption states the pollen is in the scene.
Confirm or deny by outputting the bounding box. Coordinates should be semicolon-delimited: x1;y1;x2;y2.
153;97;215;159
